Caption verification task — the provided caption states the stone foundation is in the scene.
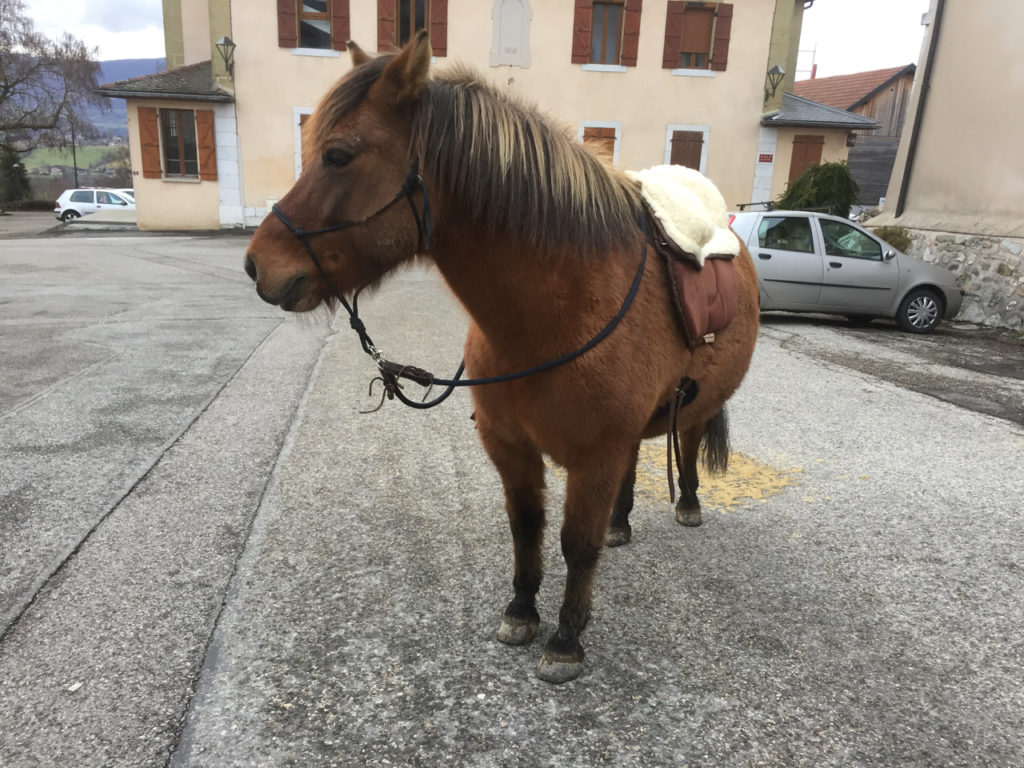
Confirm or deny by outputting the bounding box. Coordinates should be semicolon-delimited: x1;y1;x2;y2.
908;229;1023;329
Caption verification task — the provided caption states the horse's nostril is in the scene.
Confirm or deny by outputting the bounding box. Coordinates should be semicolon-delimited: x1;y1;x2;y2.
244;253;257;281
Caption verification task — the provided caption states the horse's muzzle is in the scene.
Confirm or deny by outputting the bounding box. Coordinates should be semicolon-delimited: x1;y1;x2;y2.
244;252;257;281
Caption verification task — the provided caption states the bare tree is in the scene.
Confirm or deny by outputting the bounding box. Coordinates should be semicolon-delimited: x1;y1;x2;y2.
0;0;105;152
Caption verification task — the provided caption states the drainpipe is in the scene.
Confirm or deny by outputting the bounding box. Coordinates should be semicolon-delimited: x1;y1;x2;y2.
895;0;946;218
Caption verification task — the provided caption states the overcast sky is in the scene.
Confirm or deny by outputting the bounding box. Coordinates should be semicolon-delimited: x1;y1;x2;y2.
21;0;931;75
797;0;931;79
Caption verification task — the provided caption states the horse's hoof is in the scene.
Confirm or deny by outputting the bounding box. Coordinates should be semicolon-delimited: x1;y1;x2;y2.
536;651;584;683
675;505;703;527
605;525;632;547
497;616;539;646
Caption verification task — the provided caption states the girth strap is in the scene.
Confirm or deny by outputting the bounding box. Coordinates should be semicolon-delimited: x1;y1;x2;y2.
666;377;699;504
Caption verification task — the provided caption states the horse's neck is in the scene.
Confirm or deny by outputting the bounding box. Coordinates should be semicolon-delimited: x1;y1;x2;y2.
430;237;576;345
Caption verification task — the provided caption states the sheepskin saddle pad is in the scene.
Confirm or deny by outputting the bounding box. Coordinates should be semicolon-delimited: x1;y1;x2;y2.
627;165;740;348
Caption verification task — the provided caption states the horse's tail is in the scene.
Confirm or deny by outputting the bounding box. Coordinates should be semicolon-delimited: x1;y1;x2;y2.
700;407;730;475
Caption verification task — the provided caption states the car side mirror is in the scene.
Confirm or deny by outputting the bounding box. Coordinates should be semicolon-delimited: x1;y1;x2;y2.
120;201;127;206
884;249;896;261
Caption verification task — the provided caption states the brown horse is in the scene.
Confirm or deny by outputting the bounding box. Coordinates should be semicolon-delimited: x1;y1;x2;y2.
244;32;759;683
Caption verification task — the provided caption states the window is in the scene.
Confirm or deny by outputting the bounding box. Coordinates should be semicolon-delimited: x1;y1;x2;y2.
137;107;218;181
378;0;448;55
571;0;641;67
670;130;703;169
277;0;350;51
70;190;94;203
758;216;814;254
490;0;531;67
590;1;623;65
820;220;883;260
96;191;126;205
788;134;824;183
160;109;199;177
662;2;732;71
299;1;331;48
580;123;620;164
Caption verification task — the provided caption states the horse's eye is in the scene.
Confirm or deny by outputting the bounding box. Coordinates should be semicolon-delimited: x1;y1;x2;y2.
323;149;352;169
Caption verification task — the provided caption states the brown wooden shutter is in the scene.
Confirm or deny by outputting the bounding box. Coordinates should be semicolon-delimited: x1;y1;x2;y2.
138;107;162;179
710;2;732;72
428;0;448;56
278;0;298;48
330;0;351;50
583;126;616;162
662;1;685;69
571;0;593;64
788;134;824;182
670;130;703;169
195;109;218;181
620;0;642;67
377;0;396;50
680;6;713;54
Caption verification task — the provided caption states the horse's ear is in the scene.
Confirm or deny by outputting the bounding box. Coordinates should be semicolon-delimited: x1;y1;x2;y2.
381;29;432;104
347;41;371;67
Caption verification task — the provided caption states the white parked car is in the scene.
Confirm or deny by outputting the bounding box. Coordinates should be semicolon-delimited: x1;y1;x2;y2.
53;188;135;222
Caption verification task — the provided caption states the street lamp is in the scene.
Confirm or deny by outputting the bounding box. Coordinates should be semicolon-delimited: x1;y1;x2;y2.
215;36;236;75
765;65;786;99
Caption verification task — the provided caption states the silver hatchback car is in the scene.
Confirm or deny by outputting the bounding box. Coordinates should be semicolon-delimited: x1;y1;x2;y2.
730;210;964;333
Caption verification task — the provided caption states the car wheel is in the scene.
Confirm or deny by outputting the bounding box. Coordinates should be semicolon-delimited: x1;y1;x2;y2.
896;288;943;333
61;210;80;222
846;314;875;325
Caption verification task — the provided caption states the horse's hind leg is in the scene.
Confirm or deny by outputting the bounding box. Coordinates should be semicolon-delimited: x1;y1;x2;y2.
675;425;704;527
606;442;640;547
676;408;729;527
538;448;629;683
484;435;547;647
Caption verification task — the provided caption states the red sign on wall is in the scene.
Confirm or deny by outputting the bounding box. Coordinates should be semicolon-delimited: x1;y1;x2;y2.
758;153;774;163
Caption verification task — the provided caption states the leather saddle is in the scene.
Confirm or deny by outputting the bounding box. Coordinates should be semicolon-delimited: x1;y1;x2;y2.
644;202;739;349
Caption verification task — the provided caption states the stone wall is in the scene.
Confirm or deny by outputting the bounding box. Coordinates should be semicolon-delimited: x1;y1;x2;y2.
908;229;1023;330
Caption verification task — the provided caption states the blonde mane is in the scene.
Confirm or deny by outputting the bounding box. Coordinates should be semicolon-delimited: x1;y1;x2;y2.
310;58;643;256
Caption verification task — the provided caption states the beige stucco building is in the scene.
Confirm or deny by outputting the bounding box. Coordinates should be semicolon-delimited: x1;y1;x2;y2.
97;0;867;232
869;0;1023;328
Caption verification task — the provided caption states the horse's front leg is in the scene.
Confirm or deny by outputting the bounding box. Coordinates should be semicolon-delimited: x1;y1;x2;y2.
538;448;629;683
480;430;547;647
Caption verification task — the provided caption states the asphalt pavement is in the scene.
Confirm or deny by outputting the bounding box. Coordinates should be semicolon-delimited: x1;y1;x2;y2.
1;222;1022;767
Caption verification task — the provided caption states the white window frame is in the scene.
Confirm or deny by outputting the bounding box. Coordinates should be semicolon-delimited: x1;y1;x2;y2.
294;106;314;179
664;123;709;174
578;120;622;166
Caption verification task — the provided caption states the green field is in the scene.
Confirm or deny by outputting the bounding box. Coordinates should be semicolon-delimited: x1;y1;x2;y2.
23;145;112;170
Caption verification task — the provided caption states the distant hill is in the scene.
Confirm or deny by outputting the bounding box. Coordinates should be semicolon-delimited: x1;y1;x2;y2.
91;58;167;137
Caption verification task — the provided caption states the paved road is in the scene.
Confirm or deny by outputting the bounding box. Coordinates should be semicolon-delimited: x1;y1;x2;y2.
1;230;1022;767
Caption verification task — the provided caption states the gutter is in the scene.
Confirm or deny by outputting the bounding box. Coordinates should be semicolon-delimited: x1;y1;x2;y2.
93;89;234;103
895;0;946;218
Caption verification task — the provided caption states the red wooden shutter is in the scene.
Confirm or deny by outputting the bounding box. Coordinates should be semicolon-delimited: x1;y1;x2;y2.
378;0;396;50
670;130;703;169
138;107;162;179
662;1;685;69
195;110;218;181
330;0;351;50
620;0;642;67
278;0;298;48
710;2;732;72
429;0;448;56
571;0;593;64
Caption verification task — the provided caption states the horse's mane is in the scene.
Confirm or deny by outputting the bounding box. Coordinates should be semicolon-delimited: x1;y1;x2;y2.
311;57;643;256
